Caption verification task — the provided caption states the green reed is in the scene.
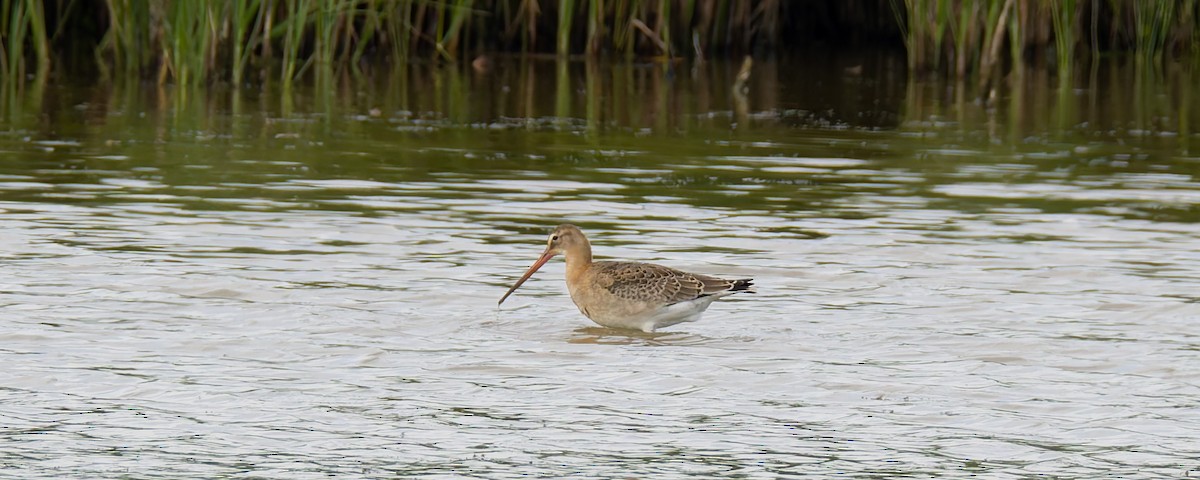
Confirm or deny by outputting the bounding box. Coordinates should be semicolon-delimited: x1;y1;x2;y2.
586;0;602;55
1;0;50;79
557;0;574;56
231;0;265;86
311;0;337;69
163;1;216;87
96;0;152;77
896;0;1199;79
977;0;1011;81
1133;0;1176;62
279;0;310;91
656;0;674;54
1010;0;1028;69
1050;0;1075;70
951;0;977;76
608;0;636;56
2;0;1199;88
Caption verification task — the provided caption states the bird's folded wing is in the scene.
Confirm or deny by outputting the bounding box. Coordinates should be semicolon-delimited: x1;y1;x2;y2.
595;262;729;305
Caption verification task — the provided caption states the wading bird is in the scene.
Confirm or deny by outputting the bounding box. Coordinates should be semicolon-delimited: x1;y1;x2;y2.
499;224;754;332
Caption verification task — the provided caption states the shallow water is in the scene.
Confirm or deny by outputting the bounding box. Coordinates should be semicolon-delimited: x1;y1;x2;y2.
2;54;1199;478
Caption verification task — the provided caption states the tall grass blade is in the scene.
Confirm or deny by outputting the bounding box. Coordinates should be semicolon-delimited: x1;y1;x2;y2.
0;0;1196;84
558;0;575;56
440;0;473;59
1050;0;1075;70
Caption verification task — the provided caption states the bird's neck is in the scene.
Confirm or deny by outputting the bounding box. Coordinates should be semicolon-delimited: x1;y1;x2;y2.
563;245;592;283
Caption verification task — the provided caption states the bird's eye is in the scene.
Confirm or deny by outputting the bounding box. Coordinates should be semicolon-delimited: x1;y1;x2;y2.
551;235;559;241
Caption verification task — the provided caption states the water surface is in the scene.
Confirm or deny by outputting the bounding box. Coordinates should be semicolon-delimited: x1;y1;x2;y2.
2;54;1199;478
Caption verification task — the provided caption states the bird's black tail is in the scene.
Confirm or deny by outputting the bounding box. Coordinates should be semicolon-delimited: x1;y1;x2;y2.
731;279;755;293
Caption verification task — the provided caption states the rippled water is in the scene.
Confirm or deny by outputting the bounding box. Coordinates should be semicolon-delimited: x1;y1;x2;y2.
2;56;1199;478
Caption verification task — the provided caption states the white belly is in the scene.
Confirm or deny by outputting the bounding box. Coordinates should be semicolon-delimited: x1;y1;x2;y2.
581;296;719;333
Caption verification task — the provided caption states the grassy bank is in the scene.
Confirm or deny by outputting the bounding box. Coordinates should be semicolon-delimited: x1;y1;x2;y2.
896;0;1199;76
1;0;1198;86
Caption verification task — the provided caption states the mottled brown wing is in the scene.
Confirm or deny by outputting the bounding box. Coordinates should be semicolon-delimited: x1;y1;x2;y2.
592;261;750;306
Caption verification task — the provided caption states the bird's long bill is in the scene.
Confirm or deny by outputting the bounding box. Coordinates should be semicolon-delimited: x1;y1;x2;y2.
498;248;556;305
